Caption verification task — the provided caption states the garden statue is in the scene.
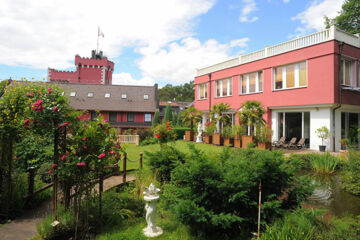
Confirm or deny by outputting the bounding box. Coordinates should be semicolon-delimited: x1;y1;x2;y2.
196;122;203;143
143;183;163;237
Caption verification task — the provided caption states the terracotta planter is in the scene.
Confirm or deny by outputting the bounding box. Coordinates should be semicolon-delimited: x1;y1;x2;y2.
234;135;242;148
204;135;212;144
241;135;253;148
185;131;194;141
212;133;223;146
258;142;272;150
223;138;234;147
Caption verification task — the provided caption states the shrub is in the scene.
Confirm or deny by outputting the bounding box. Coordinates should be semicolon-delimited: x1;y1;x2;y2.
285;153;317;172
164;147;312;238
222;126;234;139
172;127;190;140
146;146;186;183
139;136;158;146
310;152;339;174
136;128;153;142
204;121;216;136
341;150;360;195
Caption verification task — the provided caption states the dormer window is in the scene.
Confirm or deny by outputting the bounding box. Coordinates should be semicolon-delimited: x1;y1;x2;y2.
105;93;110;98
144;94;149;100
88;92;94;98
70;92;76;97
122;94;127;99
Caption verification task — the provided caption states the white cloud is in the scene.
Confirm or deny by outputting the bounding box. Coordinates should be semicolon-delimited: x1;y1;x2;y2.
136;37;249;84
283;0;290;3
239;0;258;23
0;0;215;69
292;0;342;35
112;73;155;86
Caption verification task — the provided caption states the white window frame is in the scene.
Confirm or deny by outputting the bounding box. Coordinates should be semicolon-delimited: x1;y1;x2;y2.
340;58;353;86
273;61;307;91
122;94;127;99
144;113;152;122
198;83;208;100
239;71;263;95
87;92;94;98
215;78;232;97
105;93;110;98
70;91;76;97
144;94;149;100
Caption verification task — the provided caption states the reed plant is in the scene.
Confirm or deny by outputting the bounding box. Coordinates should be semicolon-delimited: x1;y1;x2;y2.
310;153;339;174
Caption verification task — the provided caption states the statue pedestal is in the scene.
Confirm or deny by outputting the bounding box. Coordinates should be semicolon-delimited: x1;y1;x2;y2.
143;185;163;238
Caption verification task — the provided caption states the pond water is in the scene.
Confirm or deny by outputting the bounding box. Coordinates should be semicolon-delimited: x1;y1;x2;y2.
304;174;360;217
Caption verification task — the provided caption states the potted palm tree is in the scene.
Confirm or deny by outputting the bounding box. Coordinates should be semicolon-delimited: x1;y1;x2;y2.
222;126;234;147
237;101;266;148
233;124;244;148
211;103;231;146
181;106;202;141
256;124;272;150
204;121;216;144
316;126;330;152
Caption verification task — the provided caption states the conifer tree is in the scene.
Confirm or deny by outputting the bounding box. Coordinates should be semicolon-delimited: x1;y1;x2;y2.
163;104;173;123
152;111;161;127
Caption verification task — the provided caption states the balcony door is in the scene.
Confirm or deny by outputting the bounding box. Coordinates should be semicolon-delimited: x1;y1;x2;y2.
278;112;310;147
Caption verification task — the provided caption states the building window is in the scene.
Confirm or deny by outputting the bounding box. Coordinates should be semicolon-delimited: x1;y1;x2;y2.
215;78;232;97
340;59;352;86
274;61;307;90
122;94;127;99
127;112;134;122
70;91;76;97
105;93;110;98
198;83;208;99
240;71;263;94
88;92;94;98
109;112;117;122
90;111;97;121
144;94;149;100
144;113;152;122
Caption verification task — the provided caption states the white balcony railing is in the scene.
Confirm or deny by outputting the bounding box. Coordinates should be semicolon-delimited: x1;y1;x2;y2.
118;135;140;146
196;26;360;77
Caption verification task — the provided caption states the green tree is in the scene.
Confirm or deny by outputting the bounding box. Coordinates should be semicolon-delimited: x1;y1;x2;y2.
325;0;360;34
163;104;173;123
211;103;232;134
172;112;178;126
152;111;161;127
158;81;195;102
237;100;266;136
181;106;202;131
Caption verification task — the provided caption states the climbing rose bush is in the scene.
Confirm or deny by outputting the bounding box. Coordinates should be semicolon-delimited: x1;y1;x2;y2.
153;121;177;145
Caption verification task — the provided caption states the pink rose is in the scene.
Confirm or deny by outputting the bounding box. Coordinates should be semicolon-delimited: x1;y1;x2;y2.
82;137;87;141
98;153;106;159
61;155;66;161
49;169;53;174
52;163;57;168
110;150;115;154
53;106;58;112
76;162;86;166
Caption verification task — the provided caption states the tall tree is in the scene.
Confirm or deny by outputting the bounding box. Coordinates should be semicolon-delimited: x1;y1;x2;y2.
163;104;173;123
158;81;195;102
325;0;360;34
152;111;161;127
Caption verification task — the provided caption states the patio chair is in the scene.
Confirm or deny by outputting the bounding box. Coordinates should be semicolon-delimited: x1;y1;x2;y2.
272;136;286;148
283;137;297;149
288;138;306;150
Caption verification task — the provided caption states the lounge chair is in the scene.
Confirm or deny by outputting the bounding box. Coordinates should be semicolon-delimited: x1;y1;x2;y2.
272;136;286;148
283;137;297;149
290;138;305;149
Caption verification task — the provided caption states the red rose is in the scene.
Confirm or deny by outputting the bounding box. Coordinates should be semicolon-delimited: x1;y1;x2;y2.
63;122;69;126
48;88;52;94
83;145;87;149
156;134;160;139
52;163;57;168
53;106;58;112
77;162;86;166
61;155;66;161
99;153;106;159
49;169;54;174
82;137;87;141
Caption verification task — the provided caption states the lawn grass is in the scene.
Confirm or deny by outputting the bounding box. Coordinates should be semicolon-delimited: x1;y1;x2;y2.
122;140;227;171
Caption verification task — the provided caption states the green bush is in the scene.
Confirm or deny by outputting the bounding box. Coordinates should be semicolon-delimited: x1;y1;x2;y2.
285;153;317;172
341;150;360;195
146;146;186;183
136;128;153;142
172;127;190;140
310;153;339;174
164;147;312;238
139;136;158;146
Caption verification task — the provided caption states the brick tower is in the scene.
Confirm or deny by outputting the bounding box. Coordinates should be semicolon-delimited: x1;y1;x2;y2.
48;50;114;85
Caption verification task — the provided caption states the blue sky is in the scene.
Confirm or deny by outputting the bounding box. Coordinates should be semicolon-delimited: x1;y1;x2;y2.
0;0;343;86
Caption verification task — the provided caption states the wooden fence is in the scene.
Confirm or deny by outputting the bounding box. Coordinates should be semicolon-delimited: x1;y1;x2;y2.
118;135;140;146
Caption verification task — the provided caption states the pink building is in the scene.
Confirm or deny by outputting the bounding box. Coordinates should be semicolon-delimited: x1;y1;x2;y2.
194;26;360;151
48;50;114;85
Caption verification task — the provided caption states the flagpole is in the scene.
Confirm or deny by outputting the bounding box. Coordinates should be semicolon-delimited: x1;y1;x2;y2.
97;27;99;54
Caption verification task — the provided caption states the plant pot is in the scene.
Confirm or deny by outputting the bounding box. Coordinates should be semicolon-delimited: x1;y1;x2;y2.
212;133;223;146
204;135;212;144
258;142;272;150
241;135;253;148
185;131;194;141
234;135;242;148
319;145;326;152
223;138;234;147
